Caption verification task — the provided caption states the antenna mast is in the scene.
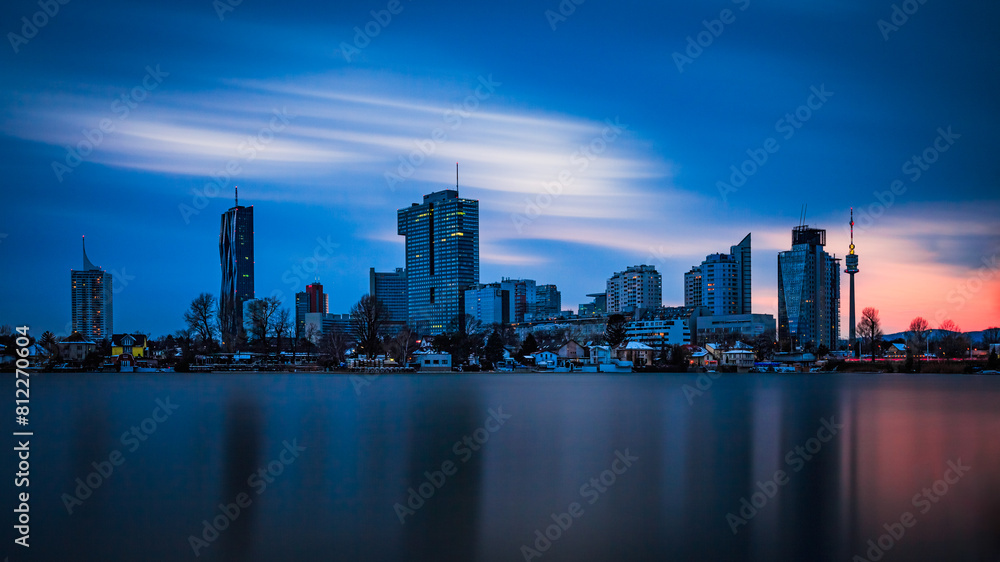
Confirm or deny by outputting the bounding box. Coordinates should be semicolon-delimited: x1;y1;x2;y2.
456;163;459;189
235;185;239;207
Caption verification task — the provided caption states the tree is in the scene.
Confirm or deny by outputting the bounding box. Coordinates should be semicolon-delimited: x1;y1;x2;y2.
519;333;539;359
386;325;420;365
40;331;57;352
318;328;350;367
484;330;506;369
753;330;776;362
604;314;627;348
273;308;291;363
669;345;689;372
350;294;389;359
936;320;969;359
988;350;999;370
857;307;883;362
244;296;281;351
907;317;931;356
184;293;217;351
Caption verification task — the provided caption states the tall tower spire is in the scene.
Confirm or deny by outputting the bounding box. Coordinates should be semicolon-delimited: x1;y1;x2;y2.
456;163;459;189
235;185;238;207
82;235;99;271
846;207;860;355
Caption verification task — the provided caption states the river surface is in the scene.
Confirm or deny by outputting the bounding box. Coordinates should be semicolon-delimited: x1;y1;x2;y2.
15;372;1000;561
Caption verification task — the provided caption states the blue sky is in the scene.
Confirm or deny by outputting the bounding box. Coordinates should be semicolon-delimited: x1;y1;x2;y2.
1;0;997;337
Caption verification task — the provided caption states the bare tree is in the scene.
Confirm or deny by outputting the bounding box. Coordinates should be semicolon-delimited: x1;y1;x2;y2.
937;319;969;358
350;294;389;359
318;328;350;366
184;293;217;351
274;308;291;362
244;296;282;351
857;307;883;362
386;325;419;365
907;316;930;355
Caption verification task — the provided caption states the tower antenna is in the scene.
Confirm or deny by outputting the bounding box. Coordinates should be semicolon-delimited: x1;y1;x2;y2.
849;207;855;254
235;185;238;207
456;163;459;189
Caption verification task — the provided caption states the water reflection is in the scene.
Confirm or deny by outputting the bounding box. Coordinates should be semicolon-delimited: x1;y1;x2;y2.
24;372;1000;561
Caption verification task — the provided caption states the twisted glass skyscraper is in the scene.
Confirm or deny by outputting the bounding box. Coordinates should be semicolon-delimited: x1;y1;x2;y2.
219;199;254;344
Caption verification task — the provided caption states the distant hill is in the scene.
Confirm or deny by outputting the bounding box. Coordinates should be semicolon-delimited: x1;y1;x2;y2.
883;329;989;343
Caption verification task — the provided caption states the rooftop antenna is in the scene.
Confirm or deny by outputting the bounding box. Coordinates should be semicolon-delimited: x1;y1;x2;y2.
235;185;238;207
456;163;459;189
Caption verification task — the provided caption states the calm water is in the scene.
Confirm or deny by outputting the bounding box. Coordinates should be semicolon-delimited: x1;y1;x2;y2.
14;372;1000;561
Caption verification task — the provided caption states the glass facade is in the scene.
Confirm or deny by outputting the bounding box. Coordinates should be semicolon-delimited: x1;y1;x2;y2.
397;190;479;334
370;267;408;323
220;205;254;342
778;226;840;350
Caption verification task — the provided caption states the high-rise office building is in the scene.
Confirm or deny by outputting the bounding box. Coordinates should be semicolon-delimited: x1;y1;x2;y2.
219;190;254;343
684;233;751;315
778;226;841;350
370;267;408;323
606;265;662;314
397;189;479;334
306;282;329;314
464;284;510;325
535;284;561;320
71;236;113;340
500;278;537;323
295;281;329;335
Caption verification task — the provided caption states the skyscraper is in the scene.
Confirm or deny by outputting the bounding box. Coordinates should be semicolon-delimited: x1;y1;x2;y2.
71;236;113;340
684;233;751;315
778;226;841;350
397;189;479;334
500;278;537;323
295;281;328;335
535;284;562;320
219;189;254;344
731;233;752;314
370;267;408;323
606;265;662;314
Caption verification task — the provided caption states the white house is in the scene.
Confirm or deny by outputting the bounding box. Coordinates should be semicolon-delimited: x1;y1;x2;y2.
532;350;558;369
414;352;451;372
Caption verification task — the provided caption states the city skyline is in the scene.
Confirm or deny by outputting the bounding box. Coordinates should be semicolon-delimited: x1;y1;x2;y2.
1;0;997;337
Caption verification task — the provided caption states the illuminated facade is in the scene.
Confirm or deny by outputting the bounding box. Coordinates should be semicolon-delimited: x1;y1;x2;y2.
606;265;662;314
219;197;254;343
71;236;113;341
397;189;479;334
778;226;840;350
684;233;751;315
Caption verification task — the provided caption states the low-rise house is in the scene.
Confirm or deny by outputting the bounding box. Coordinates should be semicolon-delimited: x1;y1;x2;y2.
58;333;98;363
617;341;654;367
588;345;613;365
112;334;148;358
885;343;907;358
414;352;451;372
557;340;587;362
532;350;559;369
